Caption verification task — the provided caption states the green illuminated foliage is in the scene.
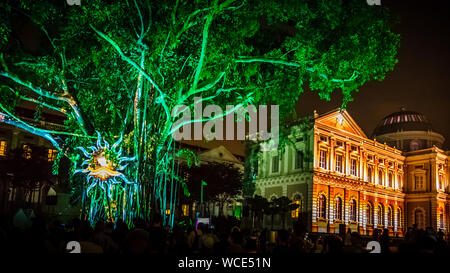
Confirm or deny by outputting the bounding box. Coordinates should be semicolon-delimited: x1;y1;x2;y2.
0;0;399;225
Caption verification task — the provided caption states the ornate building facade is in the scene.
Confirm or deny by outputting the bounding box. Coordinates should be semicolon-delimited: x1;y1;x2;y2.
254;109;449;236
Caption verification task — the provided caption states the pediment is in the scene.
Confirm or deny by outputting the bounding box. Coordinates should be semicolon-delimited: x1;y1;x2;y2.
315;110;367;138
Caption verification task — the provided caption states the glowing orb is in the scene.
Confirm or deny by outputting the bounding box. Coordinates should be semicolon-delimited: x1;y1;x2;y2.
74;131;135;197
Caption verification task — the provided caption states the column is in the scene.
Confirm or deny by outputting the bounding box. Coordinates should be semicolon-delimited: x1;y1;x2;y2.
359;148;364;180
329;187;335;224
345;142;350;175
385;166;388;187
11;131;20;150
344;190;349;225
330;137;335;172
374;156;378;185
313;133;319;169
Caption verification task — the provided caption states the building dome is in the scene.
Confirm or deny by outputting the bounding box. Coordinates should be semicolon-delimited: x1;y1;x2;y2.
372;108;433;136
372;107;445;152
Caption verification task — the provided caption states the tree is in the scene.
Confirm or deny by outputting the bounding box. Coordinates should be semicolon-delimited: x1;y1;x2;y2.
0;0;400;226
181;162;243;217
263;196;298;230
245;194;269;230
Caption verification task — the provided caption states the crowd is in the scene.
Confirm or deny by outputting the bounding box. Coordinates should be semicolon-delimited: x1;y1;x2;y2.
0;210;449;254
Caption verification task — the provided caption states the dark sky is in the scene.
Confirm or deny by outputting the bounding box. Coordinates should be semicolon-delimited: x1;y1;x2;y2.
296;0;450;150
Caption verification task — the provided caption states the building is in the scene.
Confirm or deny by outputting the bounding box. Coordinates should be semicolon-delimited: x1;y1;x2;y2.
177;144;244;219
254;109;449;236
0;105;78;220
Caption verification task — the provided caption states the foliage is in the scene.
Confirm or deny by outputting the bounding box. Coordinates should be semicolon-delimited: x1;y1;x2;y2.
181;162;243;215
0;0;400;225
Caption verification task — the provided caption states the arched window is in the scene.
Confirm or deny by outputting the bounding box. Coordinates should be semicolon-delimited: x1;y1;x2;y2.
349;199;357;222
388;172;393;188
439;209;445;230
318;195;327;219
366;203;374;225
415;209;425;230
387;206;393;227
335;197;343;220
378;170;384;185
396;208;402;227
397;174;402;189
291;194;302;218
367;166;373;183
377;205;384;226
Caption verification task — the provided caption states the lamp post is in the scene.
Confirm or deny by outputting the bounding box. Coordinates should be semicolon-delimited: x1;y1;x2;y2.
201;180;207;217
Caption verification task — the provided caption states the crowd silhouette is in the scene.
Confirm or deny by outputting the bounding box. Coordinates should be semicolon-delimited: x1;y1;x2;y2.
0;211;448;254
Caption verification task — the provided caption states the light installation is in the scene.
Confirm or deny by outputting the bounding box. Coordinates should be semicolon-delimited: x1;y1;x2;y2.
74;131;137;225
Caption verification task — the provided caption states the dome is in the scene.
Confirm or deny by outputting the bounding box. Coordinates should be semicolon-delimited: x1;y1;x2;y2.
372;108;434;137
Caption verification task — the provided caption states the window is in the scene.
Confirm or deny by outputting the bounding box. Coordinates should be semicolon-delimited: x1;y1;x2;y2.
410;140;420;151
439;210;445;229
350;158;357;176
377;205;384;226
291;195;302;218
350;199;357;222
397;174;402;189
272;155;279;173
335;154;343;173
378;169;384;185
48;149;57;162
438;174;443;190
388;172;393;188
414;175;424;191
335;197;343;220
22;144;32;159
415;209;425;230
387;207;393;226
182;204;189;216
295;150;303;169
397;208;402;227
367;165;373;183
0;140;6;156
318;195;327;218
319;150;327;169
366;203;373;225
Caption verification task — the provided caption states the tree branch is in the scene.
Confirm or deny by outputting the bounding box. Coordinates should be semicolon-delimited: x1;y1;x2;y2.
1;85;68;115
90;25;171;119
235;58;359;83
0;54;88;134
192;1;217;91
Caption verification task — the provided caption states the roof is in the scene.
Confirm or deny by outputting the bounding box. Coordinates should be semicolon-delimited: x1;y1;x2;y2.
372;108;434;137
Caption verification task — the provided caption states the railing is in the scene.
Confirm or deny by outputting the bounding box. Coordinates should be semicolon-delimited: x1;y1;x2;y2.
20;117;67;132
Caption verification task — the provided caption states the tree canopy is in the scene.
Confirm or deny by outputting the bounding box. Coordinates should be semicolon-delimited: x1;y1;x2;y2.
0;0;400;225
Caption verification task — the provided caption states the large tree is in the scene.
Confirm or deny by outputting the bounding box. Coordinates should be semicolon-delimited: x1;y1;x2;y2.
181;162;243;217
0;0;399;226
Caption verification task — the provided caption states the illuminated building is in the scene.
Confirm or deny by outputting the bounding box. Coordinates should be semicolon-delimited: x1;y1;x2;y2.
0;105;77;218
254;109;449;236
